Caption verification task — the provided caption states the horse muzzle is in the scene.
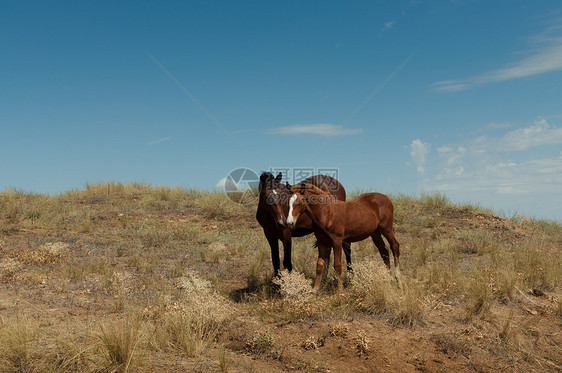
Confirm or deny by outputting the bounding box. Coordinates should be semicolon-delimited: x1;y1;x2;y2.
276;220;286;229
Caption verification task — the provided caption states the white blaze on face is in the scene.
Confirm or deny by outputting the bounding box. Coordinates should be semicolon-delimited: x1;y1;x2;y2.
272;189;278;195
286;194;298;225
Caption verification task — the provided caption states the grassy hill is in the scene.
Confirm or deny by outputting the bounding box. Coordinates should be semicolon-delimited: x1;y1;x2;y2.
0;183;560;372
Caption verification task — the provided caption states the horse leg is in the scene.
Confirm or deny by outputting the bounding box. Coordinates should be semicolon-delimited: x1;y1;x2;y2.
281;229;293;272
381;227;401;279
321;248;330;282
266;234;281;276
314;242;330;292
333;240;343;292
371;230;390;270
342;241;352;272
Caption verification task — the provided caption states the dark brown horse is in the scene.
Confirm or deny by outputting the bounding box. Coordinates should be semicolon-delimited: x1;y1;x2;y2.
256;172;351;275
286;183;400;291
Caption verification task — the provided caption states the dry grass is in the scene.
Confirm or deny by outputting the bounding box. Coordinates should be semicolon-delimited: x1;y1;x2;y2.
98;314;144;372
147;272;233;357
0;184;561;372
348;261;425;326
0;315;38;371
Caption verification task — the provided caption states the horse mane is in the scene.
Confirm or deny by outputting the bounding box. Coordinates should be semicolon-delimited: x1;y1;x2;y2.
260;171;273;181
294;183;331;197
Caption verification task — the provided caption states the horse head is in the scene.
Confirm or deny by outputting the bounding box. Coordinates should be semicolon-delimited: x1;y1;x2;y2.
286;183;310;230
259;172;291;229
286;183;334;230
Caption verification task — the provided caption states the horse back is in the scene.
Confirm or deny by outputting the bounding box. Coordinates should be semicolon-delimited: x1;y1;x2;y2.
355;193;394;228
301;175;346;201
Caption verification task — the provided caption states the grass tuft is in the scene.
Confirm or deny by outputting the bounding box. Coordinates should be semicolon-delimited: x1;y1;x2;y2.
98;314;144;372
0;315;38;371
349;261;425;326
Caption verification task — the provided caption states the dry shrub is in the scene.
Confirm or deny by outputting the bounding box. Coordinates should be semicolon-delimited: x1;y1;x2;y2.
300;336;318;350
0;315;38;371
354;330;369;356
272;270;314;306
40;241;70;256
0;257;22;279
329;323;349;338
245;329;275;355
12;242;69;266
348;261;425;326
175;272;232;325
148;271;233;357
270;270;325;319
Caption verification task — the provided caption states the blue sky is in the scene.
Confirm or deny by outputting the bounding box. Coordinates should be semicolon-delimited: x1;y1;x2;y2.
1;1;561;220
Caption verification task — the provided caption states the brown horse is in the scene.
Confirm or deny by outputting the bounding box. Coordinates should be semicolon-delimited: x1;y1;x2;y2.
256;172;351;276
286;183;400;291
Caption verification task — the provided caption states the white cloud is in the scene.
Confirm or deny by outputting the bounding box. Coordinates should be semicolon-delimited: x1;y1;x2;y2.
435;156;562;195
378;21;394;38
267;123;363;136
437;146;466;166
409;116;562;219
216;178;228;189
431;21;562;92
216;177;239;190
409;139;431;175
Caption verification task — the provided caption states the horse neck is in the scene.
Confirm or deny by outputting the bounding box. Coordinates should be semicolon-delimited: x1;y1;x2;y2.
305;195;333;226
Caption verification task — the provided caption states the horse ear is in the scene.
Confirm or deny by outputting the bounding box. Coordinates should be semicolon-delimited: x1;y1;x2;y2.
275;172;282;183
285;182;290;188
299;183;306;194
260;172;273;183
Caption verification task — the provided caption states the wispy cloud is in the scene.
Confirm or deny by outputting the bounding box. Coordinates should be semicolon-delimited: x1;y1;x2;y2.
148;137;171;145
483;121;514;130
267;123;363;136
431;20;562;92
498;118;562;151
378;21;394;38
